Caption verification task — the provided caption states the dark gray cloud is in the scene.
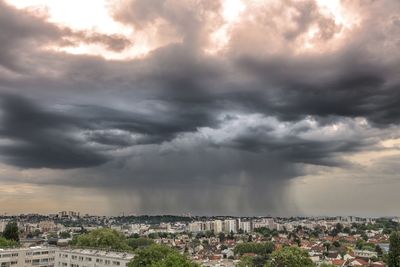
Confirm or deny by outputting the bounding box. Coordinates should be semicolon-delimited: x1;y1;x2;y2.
0;94;108;168
0;0;400;214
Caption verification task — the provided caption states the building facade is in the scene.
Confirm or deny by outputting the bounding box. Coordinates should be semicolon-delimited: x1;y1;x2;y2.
0;247;56;267
0;248;133;267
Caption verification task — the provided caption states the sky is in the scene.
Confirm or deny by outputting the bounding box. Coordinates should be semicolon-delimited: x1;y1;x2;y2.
0;0;400;216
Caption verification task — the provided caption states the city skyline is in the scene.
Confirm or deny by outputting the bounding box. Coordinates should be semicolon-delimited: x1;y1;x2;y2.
1;0;400;216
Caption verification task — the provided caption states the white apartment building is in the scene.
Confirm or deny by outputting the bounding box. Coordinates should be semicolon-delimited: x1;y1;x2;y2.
202;222;212;232
56;249;133;267
0;246;56;267
211;220;223;234
223;220;236;234
252;218;274;230
0;248;134;267
188;222;202;233
239;221;251;233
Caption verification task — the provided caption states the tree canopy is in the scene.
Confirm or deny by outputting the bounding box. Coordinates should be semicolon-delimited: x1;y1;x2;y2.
388;231;400;267
127;237;154;251
234;242;275;256
266;246;315;267
3;221;19;242
0;237;18;248
128;244;199;267
73;228;131;251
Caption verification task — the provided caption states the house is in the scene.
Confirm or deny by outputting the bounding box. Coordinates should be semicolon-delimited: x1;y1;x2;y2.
348;258;369;266
370;261;385;267
330;259;346;266
326;251;341;261
354;250;378;259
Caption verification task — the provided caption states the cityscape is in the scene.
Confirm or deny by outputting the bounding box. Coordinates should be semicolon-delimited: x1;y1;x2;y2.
0;213;399;266
1;0;400;266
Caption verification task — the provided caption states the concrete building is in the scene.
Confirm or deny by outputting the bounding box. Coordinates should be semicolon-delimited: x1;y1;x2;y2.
239;221;251;233
211;220;223;234
0;247;134;267
38;221;57;233
56;249;133;267
188;222;202;233
223;220;236;234
0;247;57;267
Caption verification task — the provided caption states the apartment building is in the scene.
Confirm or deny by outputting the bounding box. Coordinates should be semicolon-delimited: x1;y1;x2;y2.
56;249;134;267
0;248;134;267
223;220;236;234
0;247;56;267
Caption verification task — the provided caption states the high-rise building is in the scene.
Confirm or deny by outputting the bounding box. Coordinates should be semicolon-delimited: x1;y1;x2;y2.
188;222;202;232
223;219;236;233
239;221;251;233
211;220;223;233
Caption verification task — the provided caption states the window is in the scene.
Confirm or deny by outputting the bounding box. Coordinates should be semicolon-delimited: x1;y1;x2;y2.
11;253;18;257
96;259;103;263
71;256;77;260
112;261;120;266
85;258;91;262
105;260;110;265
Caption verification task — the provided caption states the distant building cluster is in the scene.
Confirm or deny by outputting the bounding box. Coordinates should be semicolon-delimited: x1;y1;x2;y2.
0;213;396;267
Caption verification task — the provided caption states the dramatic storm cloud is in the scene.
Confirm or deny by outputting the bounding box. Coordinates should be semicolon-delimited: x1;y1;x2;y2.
0;0;400;215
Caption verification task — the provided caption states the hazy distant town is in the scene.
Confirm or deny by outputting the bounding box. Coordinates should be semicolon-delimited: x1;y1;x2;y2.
1;212;400;266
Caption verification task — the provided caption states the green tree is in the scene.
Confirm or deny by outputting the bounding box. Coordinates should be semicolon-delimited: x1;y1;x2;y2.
3;222;19;242
0;237;18;248
332;241;340;248
376;244;383;257
127;237;154;251
335;223;343;232
237;255;255;267
218;232;226;242
234;242;274;256
59;231;71;239
266;246;315;267
47;232;58;239
128;244;198;267
74;228;130;251
388;231;400;267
